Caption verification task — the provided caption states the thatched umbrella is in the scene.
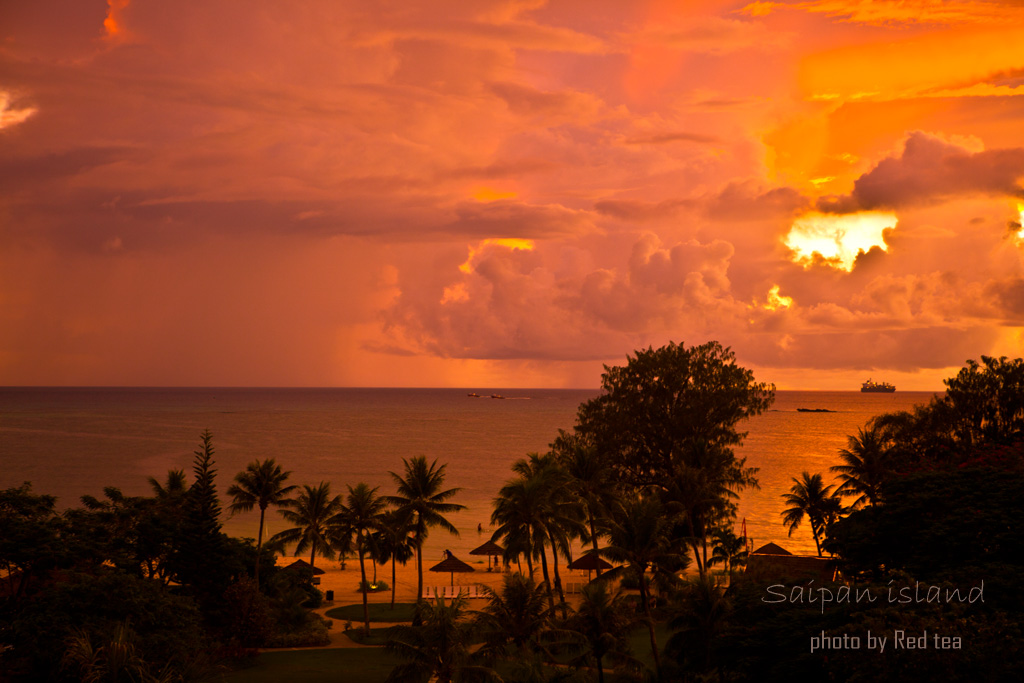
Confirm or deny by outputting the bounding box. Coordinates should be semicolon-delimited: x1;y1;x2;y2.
469;540;505;571
284;558;326;575
567;551;613;582
429;553;476;586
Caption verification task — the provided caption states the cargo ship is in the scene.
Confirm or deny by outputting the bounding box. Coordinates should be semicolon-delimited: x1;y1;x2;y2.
861;378;895;393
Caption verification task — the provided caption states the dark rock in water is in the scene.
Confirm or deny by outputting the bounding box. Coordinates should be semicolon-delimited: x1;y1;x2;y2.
796;408;835;413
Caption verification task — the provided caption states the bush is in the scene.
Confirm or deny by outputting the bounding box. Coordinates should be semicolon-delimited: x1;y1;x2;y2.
222;577;274;647
3;570;207;681
264;613;331;648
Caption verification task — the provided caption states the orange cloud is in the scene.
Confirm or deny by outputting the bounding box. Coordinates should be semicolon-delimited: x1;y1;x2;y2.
799;24;1024;101
0;92;37;130
104;0;132;40
817;132;1024;212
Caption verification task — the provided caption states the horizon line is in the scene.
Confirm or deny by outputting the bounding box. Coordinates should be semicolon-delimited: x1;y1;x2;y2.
0;384;945;392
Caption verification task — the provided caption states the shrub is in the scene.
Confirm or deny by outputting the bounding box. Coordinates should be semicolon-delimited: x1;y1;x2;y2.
264;613;331;648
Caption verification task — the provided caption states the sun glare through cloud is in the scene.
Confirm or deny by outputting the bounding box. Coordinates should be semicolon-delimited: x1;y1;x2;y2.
785;211;898;271
5;0;1024;392
457;238;536;274
471;187;518;202
764;284;793;311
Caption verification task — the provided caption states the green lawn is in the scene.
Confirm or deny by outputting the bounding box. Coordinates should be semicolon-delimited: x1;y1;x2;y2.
213;649;399;683
343;627;393;646
326;601;417;623
627;621;672;670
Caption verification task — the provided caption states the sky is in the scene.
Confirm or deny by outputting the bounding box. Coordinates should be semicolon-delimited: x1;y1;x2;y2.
1;0;1023;389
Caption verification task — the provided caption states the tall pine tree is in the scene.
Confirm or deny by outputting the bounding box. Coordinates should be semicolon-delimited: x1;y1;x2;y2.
169;430;235;614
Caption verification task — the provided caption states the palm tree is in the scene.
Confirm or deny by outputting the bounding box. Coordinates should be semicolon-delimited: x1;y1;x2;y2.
372;509;416;609
384;596;499;683
490;476;557;609
269;482;343;571
509;453;583;616
226;458;296;589
473;572;560;667
663;439;758;577
385;457;465;607
566;581;640;683
147;469;187;499
552;431;619;578
667;574;732;676
143;469;188;584
62;621;174;683
831;425;891;509
602;495;685;679
336;483;388;636
708;524;748;575
781;472;843;556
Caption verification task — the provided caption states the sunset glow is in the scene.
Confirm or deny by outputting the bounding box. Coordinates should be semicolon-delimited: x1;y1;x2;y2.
786;212;897;271
472;188;519;202
0;92;36;130
763;285;793;312
2;1;1023;389
458;238;537;274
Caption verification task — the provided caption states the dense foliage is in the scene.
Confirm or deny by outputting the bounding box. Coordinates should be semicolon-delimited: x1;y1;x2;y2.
6;348;1023;682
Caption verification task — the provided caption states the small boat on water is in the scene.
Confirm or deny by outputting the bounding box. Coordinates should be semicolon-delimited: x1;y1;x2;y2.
467;393;480;397
861;379;896;393
490;394;505;399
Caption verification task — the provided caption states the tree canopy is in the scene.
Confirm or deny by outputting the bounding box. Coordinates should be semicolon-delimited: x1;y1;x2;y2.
574;341;774;488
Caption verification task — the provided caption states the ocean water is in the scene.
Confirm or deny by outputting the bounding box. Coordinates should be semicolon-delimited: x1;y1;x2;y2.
0;387;935;560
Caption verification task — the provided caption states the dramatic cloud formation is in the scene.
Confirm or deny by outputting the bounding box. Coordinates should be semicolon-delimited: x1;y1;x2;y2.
817;132;1024;212
1;0;1023;389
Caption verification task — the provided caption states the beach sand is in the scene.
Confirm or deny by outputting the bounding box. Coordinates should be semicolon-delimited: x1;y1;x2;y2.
283;552;592;606
271;553;596;649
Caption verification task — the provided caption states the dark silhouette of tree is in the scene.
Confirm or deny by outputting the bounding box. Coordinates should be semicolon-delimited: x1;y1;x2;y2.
385;457;465;608
270;482;342;571
473;572;561;670
667;575;732;676
565;581;640;683
147;469;187;499
662;438;758;576
167;430;235;605
943;355;1024;448
490;476;552;599
226;458;296;589
551;430;619;579
508;453;582;616
831;425;890;509
336;482;387;636
372;509;416;609
708;523;747;575
0;482;60;599
62;621;161;683
781;471;842;557
189;429;222;533
384;596;499;683
574;341;774;489
602;495;686;678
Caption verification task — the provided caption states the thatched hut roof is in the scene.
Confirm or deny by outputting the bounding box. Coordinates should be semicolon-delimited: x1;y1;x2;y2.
283;559;326;575
469;540;505;557
567;551;613;571
751;542;791;556
430;555;475;574
745;550;837;583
